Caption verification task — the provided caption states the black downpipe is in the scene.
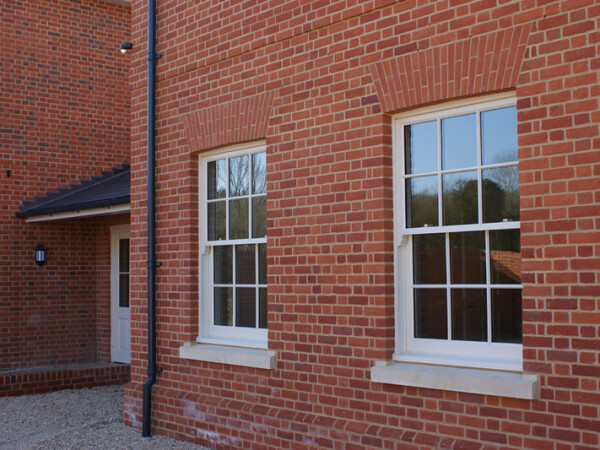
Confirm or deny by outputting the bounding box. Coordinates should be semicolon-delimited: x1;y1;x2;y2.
142;0;158;438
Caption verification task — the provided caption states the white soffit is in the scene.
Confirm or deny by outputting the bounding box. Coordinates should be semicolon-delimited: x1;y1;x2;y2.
25;204;130;222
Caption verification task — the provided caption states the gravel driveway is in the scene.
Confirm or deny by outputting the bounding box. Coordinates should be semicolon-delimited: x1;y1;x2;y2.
0;385;206;449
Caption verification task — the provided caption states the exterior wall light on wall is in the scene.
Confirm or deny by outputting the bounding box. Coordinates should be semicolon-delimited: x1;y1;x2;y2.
35;244;47;266
120;43;132;54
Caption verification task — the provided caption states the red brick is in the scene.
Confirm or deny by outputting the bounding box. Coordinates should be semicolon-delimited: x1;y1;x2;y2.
120;0;600;448
1;0;130;372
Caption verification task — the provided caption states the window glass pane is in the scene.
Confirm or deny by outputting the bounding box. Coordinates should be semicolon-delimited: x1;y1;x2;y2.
213;245;232;284
414;288;447;339
208;201;226;241
451;288;487;341
490;229;521;284
481;106;518;165
492;288;522;343
442;113;477;170
214;287;233;326
252;196;266;238
404;120;438;175
483;166;519;223
443;171;478;225
236;287;256;328
259;288;267;329
208;159;227;199
450;232;485;284
119;274;129;308
229;155;249;197
406;176;438;228
252;152;267;194
119;239;129;272
235;245;255;284
229;198;249;239
413;234;446;284
258;243;267;285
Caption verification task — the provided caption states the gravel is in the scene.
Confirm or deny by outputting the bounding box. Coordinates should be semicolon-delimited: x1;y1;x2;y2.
0;385;207;449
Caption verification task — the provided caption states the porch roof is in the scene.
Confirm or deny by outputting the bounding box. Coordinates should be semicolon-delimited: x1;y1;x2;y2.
17;164;130;222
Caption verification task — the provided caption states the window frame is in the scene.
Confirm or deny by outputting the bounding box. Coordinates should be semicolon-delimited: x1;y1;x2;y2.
198;141;268;349
392;93;523;371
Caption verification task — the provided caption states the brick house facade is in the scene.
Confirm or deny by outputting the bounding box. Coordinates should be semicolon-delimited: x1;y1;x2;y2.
5;0;598;448
122;0;600;448
1;0;131;395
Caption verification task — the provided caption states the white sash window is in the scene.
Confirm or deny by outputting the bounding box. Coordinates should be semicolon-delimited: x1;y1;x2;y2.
199;142;267;348
393;94;522;371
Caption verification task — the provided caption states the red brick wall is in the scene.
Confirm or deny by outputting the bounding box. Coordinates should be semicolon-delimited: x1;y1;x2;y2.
0;363;131;397
0;0;130;371
126;0;600;448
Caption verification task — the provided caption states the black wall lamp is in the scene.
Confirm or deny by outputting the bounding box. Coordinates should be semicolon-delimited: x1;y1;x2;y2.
35;244;47;266
120;42;133;54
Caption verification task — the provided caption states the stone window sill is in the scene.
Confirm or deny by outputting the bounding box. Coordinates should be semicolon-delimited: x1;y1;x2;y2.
371;361;538;399
179;342;276;370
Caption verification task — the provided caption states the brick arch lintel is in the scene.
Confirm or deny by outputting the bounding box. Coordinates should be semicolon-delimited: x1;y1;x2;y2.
182;91;276;153
370;24;533;114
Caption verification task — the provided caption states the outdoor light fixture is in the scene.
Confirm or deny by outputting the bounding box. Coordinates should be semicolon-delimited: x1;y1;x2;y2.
35;244;46;266
120;43;132;54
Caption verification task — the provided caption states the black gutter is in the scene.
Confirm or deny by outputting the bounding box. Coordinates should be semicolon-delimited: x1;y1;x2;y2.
142;0;159;438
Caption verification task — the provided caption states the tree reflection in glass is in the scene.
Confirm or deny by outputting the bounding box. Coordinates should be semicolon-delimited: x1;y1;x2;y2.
209;150;268;332
208;201;226;240
406;176;438;228
208;159;227;199
229;155;249;197
483;165;519;222
252;152;266;194
252;196;266;238
442;171;478;225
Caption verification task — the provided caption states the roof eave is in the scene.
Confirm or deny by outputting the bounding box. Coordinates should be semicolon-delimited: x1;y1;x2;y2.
23;203;131;223
17;195;131;218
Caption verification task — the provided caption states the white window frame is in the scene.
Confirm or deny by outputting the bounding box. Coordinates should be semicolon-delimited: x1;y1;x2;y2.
392;93;522;372
198;141;268;349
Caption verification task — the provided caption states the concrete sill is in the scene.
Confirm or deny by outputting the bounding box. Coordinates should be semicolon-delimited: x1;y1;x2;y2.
179;342;276;370
371;361;538;399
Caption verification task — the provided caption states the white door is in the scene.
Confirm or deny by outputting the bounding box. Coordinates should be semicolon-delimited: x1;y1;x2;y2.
111;224;131;364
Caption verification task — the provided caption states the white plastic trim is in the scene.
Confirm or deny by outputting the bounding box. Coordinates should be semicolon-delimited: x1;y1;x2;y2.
25;204;130;222
179;342;276;370
371;361;538;399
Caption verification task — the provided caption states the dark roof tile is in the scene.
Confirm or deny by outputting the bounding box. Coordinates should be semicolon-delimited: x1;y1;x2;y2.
17;164;130;218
